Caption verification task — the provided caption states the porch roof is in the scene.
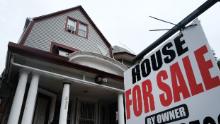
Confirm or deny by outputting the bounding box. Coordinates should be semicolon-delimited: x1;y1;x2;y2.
8;42;124;81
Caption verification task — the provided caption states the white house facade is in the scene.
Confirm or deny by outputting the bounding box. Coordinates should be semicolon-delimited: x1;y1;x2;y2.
0;6;135;124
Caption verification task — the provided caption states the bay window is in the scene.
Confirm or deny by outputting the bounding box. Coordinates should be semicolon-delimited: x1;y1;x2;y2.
51;42;78;57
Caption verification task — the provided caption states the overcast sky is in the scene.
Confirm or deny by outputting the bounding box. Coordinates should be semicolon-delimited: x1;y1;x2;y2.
0;0;220;73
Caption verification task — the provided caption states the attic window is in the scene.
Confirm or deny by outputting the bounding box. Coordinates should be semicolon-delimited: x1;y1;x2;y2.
51;42;78;57
66;18;77;33
66;17;88;38
78;23;87;37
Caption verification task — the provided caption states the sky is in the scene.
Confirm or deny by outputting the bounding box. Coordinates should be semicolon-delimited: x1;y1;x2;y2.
0;0;220;73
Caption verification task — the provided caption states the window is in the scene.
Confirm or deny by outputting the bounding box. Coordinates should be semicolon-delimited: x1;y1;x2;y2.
51;42;78;57
58;49;70;57
78;23;87;37
66;18;77;33
66;17;88;38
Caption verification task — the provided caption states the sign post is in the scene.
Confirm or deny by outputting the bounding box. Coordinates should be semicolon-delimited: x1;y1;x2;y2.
124;20;220;124
133;0;219;63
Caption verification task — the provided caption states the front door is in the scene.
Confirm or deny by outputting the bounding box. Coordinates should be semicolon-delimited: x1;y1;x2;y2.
33;94;51;124
76;101;97;124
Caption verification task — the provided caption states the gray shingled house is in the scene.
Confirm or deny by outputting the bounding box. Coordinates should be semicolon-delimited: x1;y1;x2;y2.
0;6;135;124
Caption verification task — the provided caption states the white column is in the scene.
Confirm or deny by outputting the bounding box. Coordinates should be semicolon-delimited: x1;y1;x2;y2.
7;70;29;124
59;83;70;124
21;73;40;124
118;93;125;124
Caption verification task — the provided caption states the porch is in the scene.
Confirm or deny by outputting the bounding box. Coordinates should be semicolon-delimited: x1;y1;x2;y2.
4;44;126;124
7;66;125;124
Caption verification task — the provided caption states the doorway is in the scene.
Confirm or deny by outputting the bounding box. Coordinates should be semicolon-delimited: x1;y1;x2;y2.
33;93;51;124
76;100;97;124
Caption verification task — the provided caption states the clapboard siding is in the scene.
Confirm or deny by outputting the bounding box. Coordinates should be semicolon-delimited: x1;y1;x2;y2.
24;9;110;57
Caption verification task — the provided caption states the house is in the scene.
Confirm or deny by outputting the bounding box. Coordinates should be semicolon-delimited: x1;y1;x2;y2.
0;6;135;124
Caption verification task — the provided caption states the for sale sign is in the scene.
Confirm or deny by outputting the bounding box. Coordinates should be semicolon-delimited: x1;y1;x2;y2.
124;20;220;124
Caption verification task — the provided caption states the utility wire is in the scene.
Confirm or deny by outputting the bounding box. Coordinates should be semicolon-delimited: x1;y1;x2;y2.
149;16;176;25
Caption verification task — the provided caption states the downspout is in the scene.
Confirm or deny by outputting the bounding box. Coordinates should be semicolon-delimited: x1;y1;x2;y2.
11;59;124;93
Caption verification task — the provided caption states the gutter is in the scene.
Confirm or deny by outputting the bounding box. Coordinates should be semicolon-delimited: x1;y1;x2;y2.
11;58;124;93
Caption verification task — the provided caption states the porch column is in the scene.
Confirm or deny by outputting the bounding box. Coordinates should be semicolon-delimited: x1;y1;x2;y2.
7;70;29;124
118;93;125;124
21;73;40;124
59;83;70;124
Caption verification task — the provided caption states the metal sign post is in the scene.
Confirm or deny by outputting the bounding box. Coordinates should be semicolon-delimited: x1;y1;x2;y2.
125;18;220;124
133;0;219;63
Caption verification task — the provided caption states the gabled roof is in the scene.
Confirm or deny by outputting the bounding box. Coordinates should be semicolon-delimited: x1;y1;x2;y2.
19;6;112;56
112;45;135;63
112;45;135;55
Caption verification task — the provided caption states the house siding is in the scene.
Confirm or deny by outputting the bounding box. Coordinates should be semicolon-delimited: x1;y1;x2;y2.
24;10;111;57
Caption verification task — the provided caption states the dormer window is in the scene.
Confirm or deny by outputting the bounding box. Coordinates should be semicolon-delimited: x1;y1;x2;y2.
58;49;70;57
66;17;88;38
51;42;78;57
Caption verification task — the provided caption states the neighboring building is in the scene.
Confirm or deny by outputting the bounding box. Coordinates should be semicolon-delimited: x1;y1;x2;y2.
112;46;135;67
0;6;135;124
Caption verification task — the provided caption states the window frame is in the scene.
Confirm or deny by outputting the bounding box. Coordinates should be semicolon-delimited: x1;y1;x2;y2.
66;18;77;34
50;42;78;57
65;16;89;39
